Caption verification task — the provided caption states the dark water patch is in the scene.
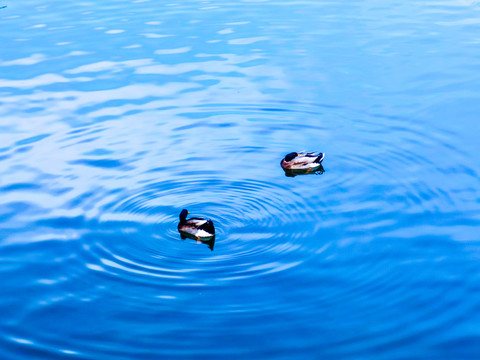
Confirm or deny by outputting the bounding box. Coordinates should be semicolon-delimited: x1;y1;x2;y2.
69;158;130;169
14;146;33;154
83;148;114;156
0;183;42;192
24;106;45;114
0;154;12;162
35;216;89;229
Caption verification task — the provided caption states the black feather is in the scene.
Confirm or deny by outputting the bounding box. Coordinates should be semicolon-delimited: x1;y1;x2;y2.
314;153;324;163
199;220;215;234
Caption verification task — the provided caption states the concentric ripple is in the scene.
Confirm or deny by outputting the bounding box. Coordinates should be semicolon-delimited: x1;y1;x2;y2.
79;176;319;293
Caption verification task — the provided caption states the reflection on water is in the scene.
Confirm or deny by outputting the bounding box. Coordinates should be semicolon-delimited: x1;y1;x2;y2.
1;0;480;358
179;233;216;251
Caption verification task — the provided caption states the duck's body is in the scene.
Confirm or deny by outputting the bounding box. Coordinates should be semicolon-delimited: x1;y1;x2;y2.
281;152;325;170
177;209;215;240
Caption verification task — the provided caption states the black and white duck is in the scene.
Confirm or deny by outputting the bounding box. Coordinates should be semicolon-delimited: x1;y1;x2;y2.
281;152;325;172
177;209;215;241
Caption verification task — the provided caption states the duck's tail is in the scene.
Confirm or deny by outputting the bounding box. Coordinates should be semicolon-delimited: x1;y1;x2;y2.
314;152;325;163
199;220;215;235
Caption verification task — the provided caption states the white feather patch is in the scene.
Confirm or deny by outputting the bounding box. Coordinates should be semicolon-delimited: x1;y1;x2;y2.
194;229;213;237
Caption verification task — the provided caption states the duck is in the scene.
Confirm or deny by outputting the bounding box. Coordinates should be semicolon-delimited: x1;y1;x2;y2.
281;152;325;170
177;209;215;240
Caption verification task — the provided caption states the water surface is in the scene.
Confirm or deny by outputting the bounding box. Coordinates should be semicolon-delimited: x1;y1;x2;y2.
1;0;480;359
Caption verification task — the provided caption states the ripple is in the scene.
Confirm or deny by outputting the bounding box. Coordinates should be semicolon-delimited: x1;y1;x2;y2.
75;176;320;297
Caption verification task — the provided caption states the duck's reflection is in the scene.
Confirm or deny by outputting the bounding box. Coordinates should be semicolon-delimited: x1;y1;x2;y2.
283;164;325;177
179;231;215;251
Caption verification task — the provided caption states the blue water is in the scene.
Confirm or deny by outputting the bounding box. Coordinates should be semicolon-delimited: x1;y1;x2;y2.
1;0;480;358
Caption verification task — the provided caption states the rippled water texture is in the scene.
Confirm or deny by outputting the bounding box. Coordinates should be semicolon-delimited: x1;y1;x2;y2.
1;0;480;359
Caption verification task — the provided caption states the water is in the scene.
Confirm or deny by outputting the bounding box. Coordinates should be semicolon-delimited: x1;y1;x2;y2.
1;0;480;358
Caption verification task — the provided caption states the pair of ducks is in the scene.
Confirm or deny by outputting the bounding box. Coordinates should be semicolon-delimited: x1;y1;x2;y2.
178;151;325;244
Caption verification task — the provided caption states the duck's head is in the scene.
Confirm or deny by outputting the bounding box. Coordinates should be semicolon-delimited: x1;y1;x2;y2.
284;152;298;162
179;209;189;222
